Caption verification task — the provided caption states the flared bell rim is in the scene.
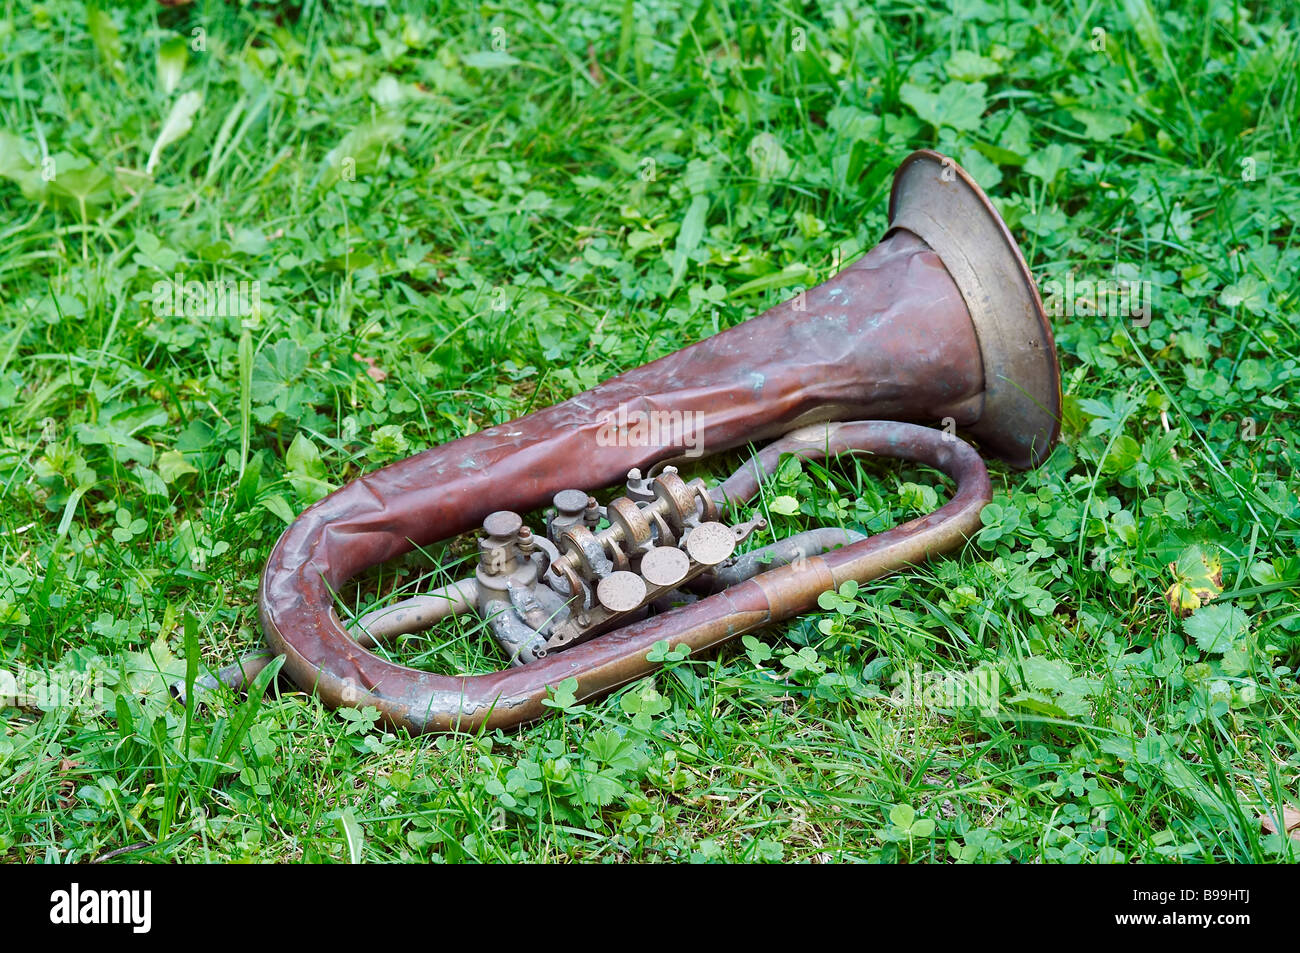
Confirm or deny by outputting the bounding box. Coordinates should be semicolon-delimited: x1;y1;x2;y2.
887;149;1062;469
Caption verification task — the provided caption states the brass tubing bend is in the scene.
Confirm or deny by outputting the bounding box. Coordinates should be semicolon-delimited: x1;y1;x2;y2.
259;421;991;734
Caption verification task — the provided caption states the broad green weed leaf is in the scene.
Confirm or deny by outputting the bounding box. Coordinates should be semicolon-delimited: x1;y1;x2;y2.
889;803;915;830
668;194;708;295
769;495;800;516
321;116;404;187
747;132;792;180
47;153;116;214
1024;143;1083;185
946;50;1000;81
899;81;988;131
1184;604;1250;654
157;450;198;485
286;433;334;504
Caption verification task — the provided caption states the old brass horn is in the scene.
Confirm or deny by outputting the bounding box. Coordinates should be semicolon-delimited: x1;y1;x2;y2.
245;150;1061;733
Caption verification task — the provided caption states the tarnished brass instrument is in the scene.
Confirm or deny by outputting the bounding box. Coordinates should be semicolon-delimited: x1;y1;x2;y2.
245;151;1060;733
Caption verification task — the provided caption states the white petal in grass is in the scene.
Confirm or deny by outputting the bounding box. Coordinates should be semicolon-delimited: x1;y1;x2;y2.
337;809;364;864
146;91;204;176
157;37;188;96
462;50;521;69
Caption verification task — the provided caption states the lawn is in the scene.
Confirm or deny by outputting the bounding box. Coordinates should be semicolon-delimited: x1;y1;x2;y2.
0;0;1297;863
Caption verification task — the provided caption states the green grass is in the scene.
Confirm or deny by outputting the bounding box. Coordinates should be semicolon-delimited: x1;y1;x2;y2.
1;0;1298;863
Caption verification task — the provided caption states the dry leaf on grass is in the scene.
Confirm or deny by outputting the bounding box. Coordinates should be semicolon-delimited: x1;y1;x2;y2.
353;353;388;382
1259;805;1300;841
1164;544;1223;617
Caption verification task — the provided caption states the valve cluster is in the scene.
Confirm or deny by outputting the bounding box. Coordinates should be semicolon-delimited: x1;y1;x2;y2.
474;467;764;663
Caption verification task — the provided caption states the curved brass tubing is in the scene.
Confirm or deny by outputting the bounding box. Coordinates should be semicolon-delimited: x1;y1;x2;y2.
259;420;991;733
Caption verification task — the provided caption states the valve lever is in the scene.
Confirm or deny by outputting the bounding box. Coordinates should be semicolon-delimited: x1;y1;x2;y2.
472;474;771;664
